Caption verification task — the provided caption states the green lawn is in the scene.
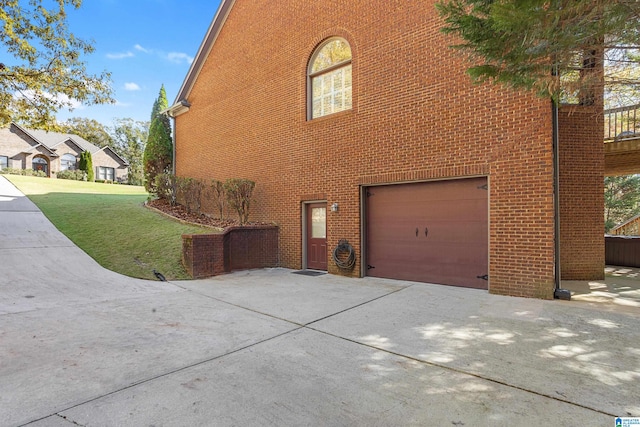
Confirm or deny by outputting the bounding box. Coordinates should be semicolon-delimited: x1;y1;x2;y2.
5;175;213;280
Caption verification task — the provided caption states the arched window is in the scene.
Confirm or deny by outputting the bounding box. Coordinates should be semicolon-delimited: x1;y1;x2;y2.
32;156;48;175
308;38;352;119
61;153;77;171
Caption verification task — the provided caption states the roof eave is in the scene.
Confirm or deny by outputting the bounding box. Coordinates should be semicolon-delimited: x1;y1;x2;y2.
165;100;191;118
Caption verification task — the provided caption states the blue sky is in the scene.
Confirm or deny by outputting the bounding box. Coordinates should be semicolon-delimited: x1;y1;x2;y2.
56;0;222;127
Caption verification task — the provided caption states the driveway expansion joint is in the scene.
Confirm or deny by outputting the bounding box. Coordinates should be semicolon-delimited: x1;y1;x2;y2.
305;326;618;419
33;326;305;424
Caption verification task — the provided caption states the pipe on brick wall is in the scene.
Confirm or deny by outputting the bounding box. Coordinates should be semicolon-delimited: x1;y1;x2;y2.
171;115;176;176
552;98;571;301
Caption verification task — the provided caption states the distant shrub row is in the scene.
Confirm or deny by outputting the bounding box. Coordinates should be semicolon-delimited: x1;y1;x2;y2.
56;170;87;181
0;168;47;177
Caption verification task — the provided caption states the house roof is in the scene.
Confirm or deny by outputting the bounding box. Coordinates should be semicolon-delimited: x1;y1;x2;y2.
23;127;101;154
167;0;236;116
612;214;640;232
10;122;128;166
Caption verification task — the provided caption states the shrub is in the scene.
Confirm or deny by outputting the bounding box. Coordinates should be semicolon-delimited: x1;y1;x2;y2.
0;168;46;177
177;177;204;215
224;178;255;225
154;173;177;205
0;168;21;175
79;152;94;181
57;170;86;181
210;179;225;220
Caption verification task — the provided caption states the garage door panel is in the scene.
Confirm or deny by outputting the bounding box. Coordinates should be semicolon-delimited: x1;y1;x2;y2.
366;178;488;289
368;225;487;247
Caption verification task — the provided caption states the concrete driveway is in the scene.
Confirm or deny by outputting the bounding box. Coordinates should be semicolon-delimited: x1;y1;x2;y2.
1;175;639;426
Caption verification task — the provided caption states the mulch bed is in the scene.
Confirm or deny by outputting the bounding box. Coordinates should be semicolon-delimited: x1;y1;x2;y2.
146;198;270;230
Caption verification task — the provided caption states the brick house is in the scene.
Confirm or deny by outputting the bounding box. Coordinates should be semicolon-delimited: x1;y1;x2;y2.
167;0;604;298
0;122;129;182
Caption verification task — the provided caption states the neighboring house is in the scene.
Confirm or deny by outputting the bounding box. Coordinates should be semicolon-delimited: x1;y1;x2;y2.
611;215;640;236
0;122;128;182
166;0;604;299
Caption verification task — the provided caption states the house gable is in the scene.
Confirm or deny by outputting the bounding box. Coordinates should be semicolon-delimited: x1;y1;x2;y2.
169;0;236;114
50;138;84;157
0;124;56;170
94;146;129;167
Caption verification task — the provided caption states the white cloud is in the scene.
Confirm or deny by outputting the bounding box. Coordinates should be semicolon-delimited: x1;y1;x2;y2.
167;52;194;65
124;82;141;91
122;44;193;65
106;51;134;60
13;90;84;110
134;44;150;54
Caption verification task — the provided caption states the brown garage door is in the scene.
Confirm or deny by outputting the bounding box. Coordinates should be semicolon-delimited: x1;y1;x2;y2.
365;177;488;289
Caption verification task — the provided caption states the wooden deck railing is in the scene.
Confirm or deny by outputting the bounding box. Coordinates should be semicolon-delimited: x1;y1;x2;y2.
605;104;640;142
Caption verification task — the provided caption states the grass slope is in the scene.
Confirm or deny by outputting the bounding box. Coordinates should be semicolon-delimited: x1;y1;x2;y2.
6;175;211;280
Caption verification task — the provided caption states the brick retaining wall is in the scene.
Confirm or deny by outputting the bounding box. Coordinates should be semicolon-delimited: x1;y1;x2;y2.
182;225;278;279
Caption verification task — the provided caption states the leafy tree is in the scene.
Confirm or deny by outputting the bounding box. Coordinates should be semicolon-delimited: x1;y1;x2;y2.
605;175;640;233
436;0;640;103
111;118;148;186
0;1;114;129
59;117;113;148
605;49;640;109
78;151;94;181
143;85;173;193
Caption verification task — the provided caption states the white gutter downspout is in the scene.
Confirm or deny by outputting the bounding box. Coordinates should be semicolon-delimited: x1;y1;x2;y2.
163;100;191;176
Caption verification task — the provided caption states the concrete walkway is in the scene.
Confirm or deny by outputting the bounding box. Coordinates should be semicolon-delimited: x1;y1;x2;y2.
1;175;638;426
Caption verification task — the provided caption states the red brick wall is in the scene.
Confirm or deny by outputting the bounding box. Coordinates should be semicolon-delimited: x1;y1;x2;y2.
182;225;278;278
559;106;605;280
228;226;279;270
182;233;226;279
172;0;601;298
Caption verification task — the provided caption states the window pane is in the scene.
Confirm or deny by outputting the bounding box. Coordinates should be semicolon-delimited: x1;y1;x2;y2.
61;154;76;171
311;65;352;118
0;156;7;170
344;65;352;86
311;207;326;239
311;39;352;73
313;99;322;118
322;95;333;116
107;168;114;181
309;39;352;119
344;90;353;110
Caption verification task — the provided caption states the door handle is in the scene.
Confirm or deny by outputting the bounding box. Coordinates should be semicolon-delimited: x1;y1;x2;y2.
425;227;429;238
415;227;418;237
